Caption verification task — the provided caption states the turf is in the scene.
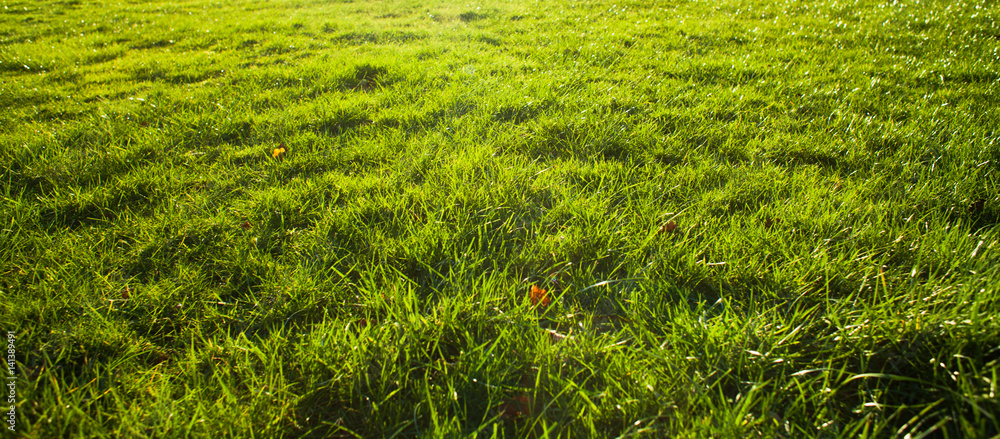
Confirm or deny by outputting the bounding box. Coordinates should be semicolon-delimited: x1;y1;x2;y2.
1;0;998;436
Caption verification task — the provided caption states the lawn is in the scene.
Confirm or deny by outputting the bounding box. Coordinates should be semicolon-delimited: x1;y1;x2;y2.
1;0;998;436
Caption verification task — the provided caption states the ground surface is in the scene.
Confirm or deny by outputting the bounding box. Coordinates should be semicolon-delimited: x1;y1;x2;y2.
1;0;999;436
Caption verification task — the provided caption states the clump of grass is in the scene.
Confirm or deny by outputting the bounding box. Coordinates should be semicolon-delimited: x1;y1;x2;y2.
2;0;998;436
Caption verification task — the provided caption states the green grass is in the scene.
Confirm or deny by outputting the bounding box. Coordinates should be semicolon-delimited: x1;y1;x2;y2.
2;0;999;436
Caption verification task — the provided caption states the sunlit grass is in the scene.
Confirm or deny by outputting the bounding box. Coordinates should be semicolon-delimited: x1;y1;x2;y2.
2;0;998;436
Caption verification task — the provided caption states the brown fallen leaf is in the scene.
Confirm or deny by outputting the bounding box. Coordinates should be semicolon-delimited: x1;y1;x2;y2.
659;221;678;234
151;350;171;363
529;285;551;309
498;394;533;420
499;370;539;420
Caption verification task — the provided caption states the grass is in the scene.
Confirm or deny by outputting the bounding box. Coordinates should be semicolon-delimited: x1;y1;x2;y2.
1;0;998;436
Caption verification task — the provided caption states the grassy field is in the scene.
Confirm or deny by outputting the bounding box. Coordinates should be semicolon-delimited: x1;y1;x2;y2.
2;0;999;436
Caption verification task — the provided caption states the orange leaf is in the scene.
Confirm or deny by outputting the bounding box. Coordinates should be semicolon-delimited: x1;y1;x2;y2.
530;285;551;308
